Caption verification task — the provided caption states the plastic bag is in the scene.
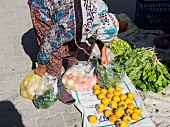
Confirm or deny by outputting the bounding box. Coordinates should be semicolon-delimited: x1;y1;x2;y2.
90;44;115;62
97;62;125;89
33;73;59;109
20;70;42;100
62;60;97;91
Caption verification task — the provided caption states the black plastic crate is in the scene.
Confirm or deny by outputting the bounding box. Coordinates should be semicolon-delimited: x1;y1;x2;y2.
135;0;170;33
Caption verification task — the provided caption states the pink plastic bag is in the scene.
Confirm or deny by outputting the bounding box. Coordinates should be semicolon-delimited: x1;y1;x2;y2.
62;63;96;91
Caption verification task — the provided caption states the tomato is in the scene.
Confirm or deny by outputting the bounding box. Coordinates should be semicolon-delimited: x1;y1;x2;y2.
97;93;106;100
133;107;142;115
93;84;100;90
131;112;139;121
100;88;107;95
127;92;134;99
88;115;97;123
109;101;117;109
113;91;121;96
96;103;105;112
118;101;127;110
123;115;131;123
109;114;117;122
120;94;127;101
104;109;113;117
124;98;132;104
106;92;114;99
125;108;133;115
127;103;135;110
112;95;120;102
116;120;128;127
101;97;110;106
115;108;124;118
115;86;122;92
93;89;101;95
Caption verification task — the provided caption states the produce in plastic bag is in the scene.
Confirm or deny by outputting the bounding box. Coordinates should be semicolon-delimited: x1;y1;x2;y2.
33;73;59;109
62;61;97;91
20;70;42;100
97;61;124;89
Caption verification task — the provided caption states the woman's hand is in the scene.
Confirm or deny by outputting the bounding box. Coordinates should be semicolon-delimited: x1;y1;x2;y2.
101;53;108;66
34;64;46;76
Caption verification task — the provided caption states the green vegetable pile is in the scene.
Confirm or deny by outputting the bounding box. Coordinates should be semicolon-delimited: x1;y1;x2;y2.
114;47;170;93
107;38;132;55
34;86;59;109
97;62;124;89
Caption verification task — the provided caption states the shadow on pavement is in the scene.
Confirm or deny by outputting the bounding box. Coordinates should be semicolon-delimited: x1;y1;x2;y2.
21;28;39;70
0;101;25;127
21;28;86;70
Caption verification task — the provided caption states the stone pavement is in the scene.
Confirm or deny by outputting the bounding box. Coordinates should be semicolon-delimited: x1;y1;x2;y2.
0;0;135;127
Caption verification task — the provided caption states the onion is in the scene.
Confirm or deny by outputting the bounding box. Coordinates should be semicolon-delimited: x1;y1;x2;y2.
67;79;74;87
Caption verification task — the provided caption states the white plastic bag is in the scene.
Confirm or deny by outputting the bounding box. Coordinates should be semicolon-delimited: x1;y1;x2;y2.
33;73;59;109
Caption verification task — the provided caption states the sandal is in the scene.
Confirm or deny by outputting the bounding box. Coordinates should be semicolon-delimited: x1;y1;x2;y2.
59;91;75;105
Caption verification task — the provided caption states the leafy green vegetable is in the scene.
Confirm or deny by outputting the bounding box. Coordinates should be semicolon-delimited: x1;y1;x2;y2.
34;87;59;109
113;47;170;93
97;61;124;89
107;38;132;55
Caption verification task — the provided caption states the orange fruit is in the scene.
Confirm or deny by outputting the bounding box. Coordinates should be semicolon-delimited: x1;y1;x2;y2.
120;94;127;101
127;103;135;110
117;120;128;127
115;108;124;118
97;93;106;100
107;87;115;93
124;98;132;104
127;92;134;99
125;108;133;115
104;109;113;117
100;88;107;95
93;84;100;90
131;112;139;121
106;92;114;99
109;101;117;109
133;107;142;115
93;89;101;95
115;85;122;92
101;97;110;106
113;90;121;96
123;115;131;123
96;103;105;112
117;101;127;110
112;95;120;102
88;115;97;123
109;114;117;122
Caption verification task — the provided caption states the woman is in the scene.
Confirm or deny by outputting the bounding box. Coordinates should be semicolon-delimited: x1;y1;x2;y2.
28;0;119;104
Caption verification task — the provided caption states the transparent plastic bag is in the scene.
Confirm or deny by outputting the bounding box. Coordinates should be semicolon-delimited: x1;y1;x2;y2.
20;70;42;100
62;59;97;91
97;62;125;89
33;73;59;109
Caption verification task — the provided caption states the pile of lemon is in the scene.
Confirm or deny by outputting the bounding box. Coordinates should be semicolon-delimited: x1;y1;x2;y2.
88;84;142;127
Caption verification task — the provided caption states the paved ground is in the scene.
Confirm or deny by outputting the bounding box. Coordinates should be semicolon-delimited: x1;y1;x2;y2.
0;0;135;127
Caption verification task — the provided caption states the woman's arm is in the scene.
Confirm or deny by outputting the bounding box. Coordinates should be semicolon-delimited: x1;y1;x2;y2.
96;43;108;66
